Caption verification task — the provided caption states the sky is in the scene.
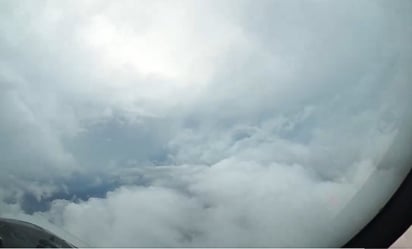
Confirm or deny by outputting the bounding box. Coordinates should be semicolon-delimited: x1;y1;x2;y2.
0;0;411;247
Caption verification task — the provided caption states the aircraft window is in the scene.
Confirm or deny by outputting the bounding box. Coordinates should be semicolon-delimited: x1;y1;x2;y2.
0;0;411;247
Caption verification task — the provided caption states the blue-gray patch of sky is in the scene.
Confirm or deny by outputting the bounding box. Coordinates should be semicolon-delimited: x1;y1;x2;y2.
64;117;172;168
15;171;154;215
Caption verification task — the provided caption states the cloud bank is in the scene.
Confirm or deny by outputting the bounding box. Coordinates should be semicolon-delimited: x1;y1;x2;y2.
0;0;411;247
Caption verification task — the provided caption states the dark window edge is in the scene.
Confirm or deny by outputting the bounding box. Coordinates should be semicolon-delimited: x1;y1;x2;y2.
343;167;412;248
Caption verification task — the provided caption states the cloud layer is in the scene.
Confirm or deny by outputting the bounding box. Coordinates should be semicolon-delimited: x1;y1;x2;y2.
0;0;411;247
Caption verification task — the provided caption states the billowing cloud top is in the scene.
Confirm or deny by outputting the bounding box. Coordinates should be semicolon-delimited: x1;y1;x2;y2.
0;0;411;247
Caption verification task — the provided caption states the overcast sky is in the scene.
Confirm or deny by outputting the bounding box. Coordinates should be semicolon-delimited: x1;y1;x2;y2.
0;0;411;247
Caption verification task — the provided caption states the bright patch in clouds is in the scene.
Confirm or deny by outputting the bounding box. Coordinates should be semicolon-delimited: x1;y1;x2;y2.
0;0;411;247
80;1;249;88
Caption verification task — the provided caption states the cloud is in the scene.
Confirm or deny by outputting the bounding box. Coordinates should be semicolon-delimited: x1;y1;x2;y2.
0;0;411;247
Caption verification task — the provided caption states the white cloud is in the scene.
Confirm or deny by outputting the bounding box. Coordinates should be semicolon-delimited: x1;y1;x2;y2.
27;155;392;247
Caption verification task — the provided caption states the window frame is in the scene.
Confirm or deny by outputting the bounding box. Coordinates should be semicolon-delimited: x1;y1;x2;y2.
343;168;412;248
